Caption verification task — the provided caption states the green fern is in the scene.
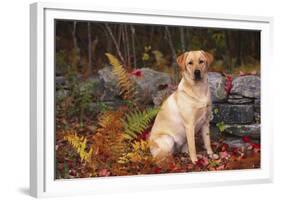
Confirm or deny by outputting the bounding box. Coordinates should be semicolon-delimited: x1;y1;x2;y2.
122;107;160;140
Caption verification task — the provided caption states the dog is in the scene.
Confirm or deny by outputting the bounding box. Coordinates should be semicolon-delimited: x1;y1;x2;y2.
149;50;215;164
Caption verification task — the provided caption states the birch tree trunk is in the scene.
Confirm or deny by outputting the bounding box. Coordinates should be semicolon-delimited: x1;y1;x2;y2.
124;24;131;68
180;27;186;52
130;25;137;68
88;22;92;76
165;26;179;83
72;21;81;68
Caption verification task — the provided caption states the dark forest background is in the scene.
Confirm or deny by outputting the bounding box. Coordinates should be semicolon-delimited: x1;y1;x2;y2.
55;20;260;81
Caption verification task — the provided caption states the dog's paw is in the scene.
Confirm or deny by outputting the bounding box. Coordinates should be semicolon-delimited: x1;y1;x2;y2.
190;156;198;164
209;153;219;160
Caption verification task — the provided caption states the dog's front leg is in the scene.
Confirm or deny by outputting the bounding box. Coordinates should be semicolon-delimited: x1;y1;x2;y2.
185;124;198;164
201;122;213;156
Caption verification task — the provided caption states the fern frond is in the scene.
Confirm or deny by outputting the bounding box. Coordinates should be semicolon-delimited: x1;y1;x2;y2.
118;140;152;164
93;110;128;161
122;107;160;140
105;53;136;100
64;131;93;163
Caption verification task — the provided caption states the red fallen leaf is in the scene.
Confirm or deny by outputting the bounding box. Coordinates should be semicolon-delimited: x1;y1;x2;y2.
242;136;251;143
154;167;162;173
138;130;150;141
202;156;209;165
216;164;226;170
211;142;218;147
219;151;230;159
66;160;74;168
209;166;216;171
251;143;260;149
253;148;260;153
196;158;208;168
69;169;77;176
168;163;179;172
187;163;194;170
98;168;110;177
221;143;229;152
241;153;247;159
196;159;205;168
247;145;253;151
130;69;142;77
231;147;239;156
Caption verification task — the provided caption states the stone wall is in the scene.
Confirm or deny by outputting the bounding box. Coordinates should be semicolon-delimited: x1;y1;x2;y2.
208;72;260;141
56;68;261;141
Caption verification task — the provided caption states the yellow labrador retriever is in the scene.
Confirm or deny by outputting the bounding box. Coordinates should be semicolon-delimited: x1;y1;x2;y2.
149;50;215;164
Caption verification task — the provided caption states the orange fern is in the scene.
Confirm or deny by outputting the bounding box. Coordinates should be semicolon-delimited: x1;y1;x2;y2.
105;53;136;101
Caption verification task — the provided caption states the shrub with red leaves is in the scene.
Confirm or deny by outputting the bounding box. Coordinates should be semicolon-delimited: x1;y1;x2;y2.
224;74;233;94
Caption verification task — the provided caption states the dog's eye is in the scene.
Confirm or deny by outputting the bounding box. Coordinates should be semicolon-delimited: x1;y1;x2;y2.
199;60;204;64
188;61;193;65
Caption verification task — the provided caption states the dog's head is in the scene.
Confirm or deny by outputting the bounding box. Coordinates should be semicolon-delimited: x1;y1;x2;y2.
177;50;213;82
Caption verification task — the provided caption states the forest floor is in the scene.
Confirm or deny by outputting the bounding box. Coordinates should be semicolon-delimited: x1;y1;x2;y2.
55;117;260;179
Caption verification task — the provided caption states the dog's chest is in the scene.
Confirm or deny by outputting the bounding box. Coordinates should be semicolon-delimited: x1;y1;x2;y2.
195;106;209;132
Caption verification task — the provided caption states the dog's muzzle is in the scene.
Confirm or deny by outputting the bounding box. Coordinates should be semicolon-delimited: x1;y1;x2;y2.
194;69;201;81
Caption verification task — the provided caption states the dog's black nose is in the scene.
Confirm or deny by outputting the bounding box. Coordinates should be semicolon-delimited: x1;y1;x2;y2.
194;69;201;80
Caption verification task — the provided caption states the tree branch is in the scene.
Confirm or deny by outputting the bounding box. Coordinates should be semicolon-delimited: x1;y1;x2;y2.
105;23;125;65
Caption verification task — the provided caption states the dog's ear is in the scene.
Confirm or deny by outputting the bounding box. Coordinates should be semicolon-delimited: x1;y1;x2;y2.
177;52;188;70
202;51;214;65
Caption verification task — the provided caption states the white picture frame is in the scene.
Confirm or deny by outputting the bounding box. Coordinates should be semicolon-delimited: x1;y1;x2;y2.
30;2;274;198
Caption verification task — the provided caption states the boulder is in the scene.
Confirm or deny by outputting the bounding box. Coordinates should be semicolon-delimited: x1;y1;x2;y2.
97;67;120;99
210;123;260;142
56;89;68;101
223;124;260;139
98;67;172;105
223;138;249;148
254;98;260;113
227;94;253;104
152;87;175;106
208;72;227;102
86;76;118;101
211;104;254;124
56;76;66;86
231;75;260;98
134;68;172;104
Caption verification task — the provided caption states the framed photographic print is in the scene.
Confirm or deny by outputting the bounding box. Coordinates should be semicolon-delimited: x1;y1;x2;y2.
30;2;273;198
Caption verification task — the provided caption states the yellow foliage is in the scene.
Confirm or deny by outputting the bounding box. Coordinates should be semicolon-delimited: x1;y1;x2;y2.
105;53;136;101
118;140;153;164
64;131;93;163
142;53;150;61
152;50;168;68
